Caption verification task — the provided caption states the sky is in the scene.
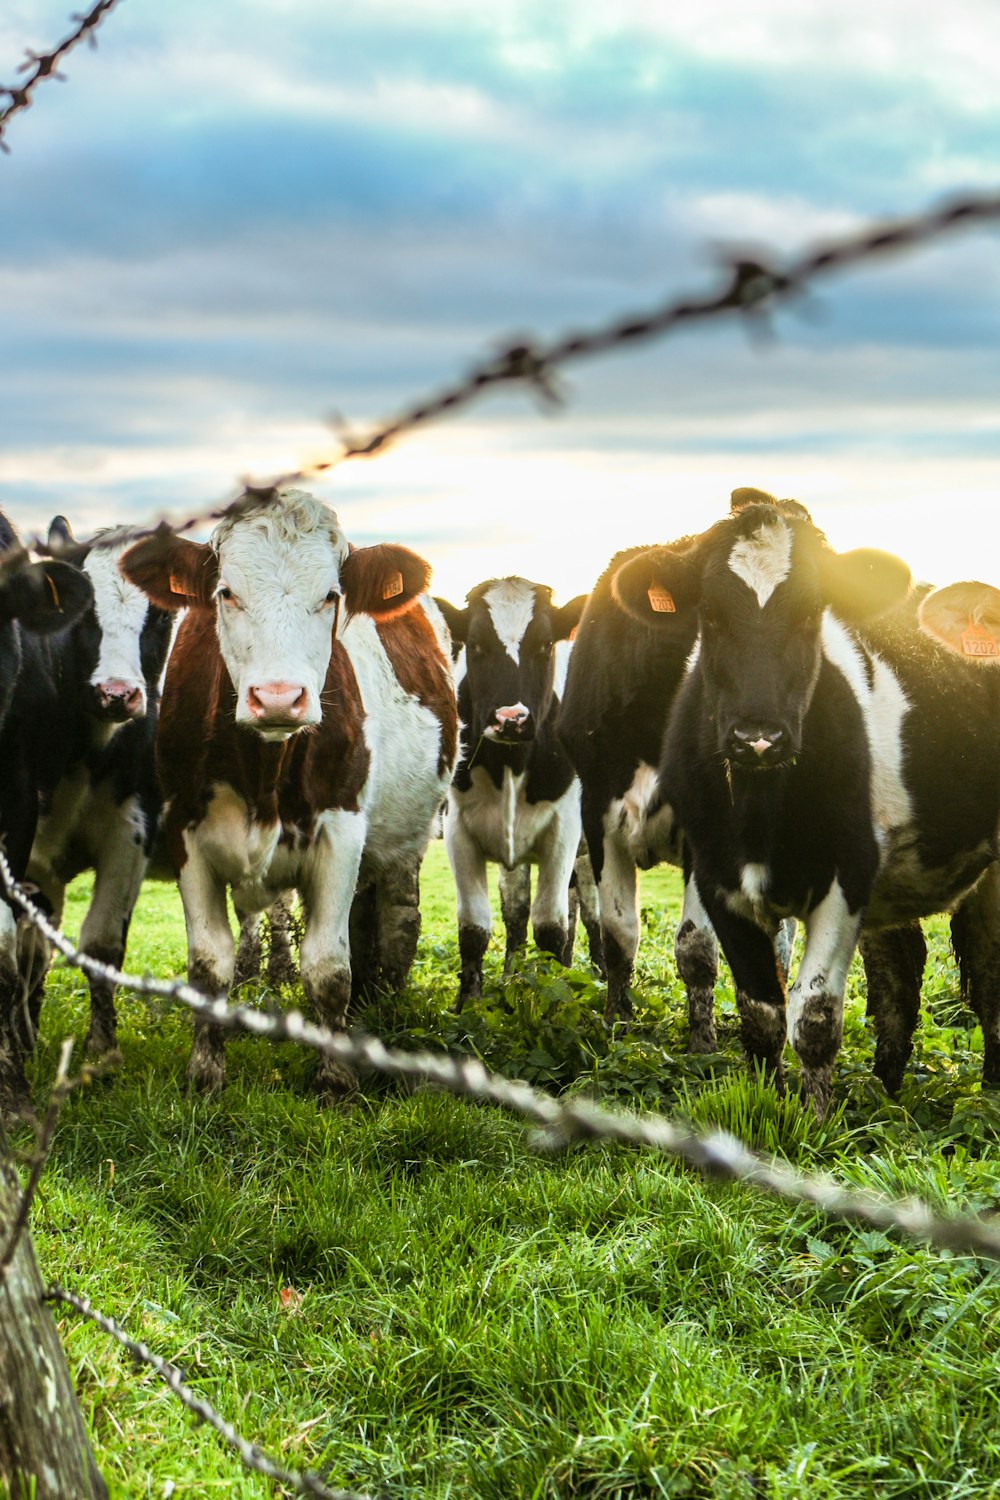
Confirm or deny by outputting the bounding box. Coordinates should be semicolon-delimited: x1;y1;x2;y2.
2;0;998;604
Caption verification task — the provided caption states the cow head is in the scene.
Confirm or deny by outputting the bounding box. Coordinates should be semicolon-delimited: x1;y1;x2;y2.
435;578;586;750
47;517;174;724
120;490;431;742
613;491;911;770
918;581;1000;665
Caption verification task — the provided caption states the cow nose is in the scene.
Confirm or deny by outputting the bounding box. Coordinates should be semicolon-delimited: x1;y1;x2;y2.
494;705;528;729
728;724;788;762
247;682;308;721
96;680;145;718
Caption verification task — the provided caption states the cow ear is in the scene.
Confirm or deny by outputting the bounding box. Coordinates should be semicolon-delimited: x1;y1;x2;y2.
432;597;471;643
341;544;431;619
821;547;911;621
730;486;778;513
119;530;218;611
0;559;93;633
552;593;588;640
918;581;1000;664
611;545;701;626
47;515;76;553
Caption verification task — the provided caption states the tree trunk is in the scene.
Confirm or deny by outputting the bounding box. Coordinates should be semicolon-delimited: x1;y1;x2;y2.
0;1127;107;1498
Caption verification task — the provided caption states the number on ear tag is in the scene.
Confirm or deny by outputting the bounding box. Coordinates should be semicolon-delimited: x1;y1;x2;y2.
383;571;404;601
647;585;676;613
961;620;1000;658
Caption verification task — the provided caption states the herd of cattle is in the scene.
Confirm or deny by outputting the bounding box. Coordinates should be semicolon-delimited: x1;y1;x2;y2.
0;483;998;1121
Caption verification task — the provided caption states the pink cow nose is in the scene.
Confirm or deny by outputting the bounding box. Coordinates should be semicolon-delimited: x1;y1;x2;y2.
96;680;144;718
247;681;308;721
494;704;528;728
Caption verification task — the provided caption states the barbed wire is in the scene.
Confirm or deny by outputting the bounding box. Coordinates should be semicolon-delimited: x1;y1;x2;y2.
4;851;1000;1261
0;1;124;154
44;1286;373;1500
16;185;993;565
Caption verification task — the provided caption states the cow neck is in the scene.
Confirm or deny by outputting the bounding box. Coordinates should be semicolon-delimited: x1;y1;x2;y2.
724;759;789;864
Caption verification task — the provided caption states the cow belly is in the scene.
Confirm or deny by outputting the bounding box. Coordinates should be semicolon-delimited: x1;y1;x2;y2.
184;783;281;890
868;826;996;926
453;767;574;869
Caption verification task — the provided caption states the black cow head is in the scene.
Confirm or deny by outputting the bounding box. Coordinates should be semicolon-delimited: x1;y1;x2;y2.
435;578;586;750
48;516;174;725
613;491;911;770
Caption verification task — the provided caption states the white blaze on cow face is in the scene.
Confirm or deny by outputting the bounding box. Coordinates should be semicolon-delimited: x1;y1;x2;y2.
212;490;347;741
727;520;793;607
85;541;152;719
483;579;537;664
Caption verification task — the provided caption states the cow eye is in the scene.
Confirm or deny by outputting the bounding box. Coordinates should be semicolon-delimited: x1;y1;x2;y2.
537;640;553;656
319;589;340;610
216;585;237;606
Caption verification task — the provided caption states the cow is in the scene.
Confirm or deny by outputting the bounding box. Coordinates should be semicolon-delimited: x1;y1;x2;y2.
0;514;95;1117
121;489;457;1096
433;578;592;1008
612;492;1000;1116
558;539;711;1040
22;517;174;1061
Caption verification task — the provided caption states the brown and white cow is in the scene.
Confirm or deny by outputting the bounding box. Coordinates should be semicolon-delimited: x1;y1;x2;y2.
121;490;457;1096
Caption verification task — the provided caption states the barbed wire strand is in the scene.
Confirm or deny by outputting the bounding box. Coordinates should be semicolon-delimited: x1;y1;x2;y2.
15;186;999;568
0;1;124;153
4;851;1000;1261
43;1287;373;1500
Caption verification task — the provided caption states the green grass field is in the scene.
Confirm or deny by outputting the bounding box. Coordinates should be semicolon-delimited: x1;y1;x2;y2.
17;846;1000;1498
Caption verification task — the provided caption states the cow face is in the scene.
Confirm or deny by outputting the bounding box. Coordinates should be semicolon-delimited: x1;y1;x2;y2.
614;500;911;770
48;519;174;724
120;490;431;742
435;578;586;749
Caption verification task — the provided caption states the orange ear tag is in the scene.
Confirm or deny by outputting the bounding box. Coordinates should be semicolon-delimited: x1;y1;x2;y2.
45;572;61;610
647;585;676;614
961;620;1000;659
383;571;404;601
169;574;190;598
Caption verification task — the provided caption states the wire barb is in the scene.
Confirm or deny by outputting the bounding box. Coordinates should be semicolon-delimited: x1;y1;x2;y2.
0;1;124;153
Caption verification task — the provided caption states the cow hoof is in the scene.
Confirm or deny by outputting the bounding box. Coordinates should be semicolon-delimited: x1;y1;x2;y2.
316;1059;359;1102
186;1055;226;1096
85;1024;119;1060
800;1066;832;1120
687;1025;718;1055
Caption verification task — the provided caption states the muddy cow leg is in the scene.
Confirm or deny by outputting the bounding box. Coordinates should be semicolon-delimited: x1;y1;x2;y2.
860;922;926;1095
300;810;366;1098
787;882;862;1119
444;808;492;1011
499;864;530;975
376;855;422;992
950;867;1000;1087
674;872;719;1054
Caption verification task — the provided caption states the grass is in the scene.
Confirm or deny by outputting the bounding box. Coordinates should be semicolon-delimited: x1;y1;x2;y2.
12;845;1000;1498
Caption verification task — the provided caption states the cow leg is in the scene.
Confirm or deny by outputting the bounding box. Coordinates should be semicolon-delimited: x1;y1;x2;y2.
674;872;719;1054
787;880;862;1118
573;850;604;975
860;922;926;1096
445;812;492;1011
376;855;422;992
264;891;298;987
78;824;147;1056
232;904;262;986
531;813;578;964
597;829;640;1026
178;854;235;1095
349;879;379;1003
300;811;365;1098
498;865;530;974
699;892;787;1088
949;868;1000;1086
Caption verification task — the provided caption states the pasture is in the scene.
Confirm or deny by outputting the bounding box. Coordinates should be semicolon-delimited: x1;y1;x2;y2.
20;846;1000;1498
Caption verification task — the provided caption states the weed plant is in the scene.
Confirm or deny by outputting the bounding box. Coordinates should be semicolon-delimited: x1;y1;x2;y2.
17;847;1000;1497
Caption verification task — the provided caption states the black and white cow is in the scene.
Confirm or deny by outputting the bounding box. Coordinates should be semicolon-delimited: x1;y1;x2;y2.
434;578;591;1008
558;539;711;1037
614;494;1000;1116
0;514;95;1115
22;518;174;1062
